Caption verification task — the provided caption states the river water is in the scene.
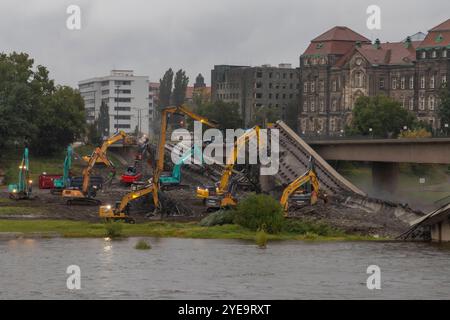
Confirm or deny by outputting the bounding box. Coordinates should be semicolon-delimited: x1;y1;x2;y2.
0;237;449;299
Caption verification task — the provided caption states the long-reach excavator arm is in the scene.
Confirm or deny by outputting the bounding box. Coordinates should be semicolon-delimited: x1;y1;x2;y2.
99;105;217;221
62;131;130;205
197;126;261;200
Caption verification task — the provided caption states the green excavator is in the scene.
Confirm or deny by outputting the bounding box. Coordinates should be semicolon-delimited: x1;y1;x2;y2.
51;146;73;194
8;148;33;200
159;145;203;189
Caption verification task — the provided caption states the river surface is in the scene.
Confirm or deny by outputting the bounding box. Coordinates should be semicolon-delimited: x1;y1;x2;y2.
0;237;449;299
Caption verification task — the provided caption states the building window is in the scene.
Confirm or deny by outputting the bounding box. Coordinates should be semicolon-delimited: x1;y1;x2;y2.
429;96;435;110
256;82;262;89
400;95;405;108
268;93;272;99
330;118;336;132
332;80;337;91
430;76;435;89
409;76;414;89
304;59;309;66
114;124;131;129
419;96;425;110
421;51;426;59
255;93;263;99
114;97;131;103
101;81;109;86
420;76;426;89
303;101;308;112
443;75;448;85
319;100;324;112
311;100;315;112
409;97;414;111
114;115;131;120
443;50;448;58
432;51;437;58
401;77;405;89
114;80;131;86
256;71;262;78
319;80;324;91
379;78;385;89
331;99;337;112
311;82;315;93
304;82;308;93
392;78;397;90
355;72;363;87
114;107;131;111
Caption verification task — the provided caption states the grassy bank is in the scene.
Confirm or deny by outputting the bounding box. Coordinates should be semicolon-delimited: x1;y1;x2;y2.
0;220;376;241
0;145;126;186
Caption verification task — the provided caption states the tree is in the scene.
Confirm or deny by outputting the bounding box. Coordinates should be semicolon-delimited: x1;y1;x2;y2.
284;102;299;132
158;68;173;109
437;83;450;130
172;69;189;107
0;52;86;155
30;85;86;155
250;106;281;127
195;100;243;130
349;95;417;138
97;100;110;139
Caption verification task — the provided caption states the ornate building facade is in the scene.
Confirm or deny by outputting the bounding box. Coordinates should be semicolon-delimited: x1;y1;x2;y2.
299;19;450;136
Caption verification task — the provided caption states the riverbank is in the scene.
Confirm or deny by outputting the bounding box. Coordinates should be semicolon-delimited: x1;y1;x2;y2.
0;220;378;241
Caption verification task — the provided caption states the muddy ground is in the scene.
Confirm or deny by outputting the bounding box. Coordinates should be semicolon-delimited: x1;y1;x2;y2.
0;157;420;238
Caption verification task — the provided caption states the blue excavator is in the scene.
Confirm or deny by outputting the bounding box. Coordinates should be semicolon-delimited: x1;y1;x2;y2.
8;148;33;200
159;145;203;189
51;146;73;194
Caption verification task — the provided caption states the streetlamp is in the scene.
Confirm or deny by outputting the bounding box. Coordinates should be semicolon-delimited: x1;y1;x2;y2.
445;123;449;136
369;127;373;139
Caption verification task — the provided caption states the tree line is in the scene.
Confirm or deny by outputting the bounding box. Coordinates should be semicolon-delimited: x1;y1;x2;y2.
0;52;85;156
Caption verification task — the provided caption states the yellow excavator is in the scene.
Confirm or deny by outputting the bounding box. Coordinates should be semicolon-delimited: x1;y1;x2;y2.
279;158;326;215
62;131;131;205
99;105;218;222
197;126;262;211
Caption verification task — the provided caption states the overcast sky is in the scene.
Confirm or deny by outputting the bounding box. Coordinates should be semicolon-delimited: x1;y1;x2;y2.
0;0;448;87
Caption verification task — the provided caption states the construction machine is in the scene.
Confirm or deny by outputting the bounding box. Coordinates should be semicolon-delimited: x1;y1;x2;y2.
159;144;203;189
62;131;130;205
279;158;325;215
197;126;262;210
120;138;149;185
51;146;73;194
8;148;33;200
99;105;218;221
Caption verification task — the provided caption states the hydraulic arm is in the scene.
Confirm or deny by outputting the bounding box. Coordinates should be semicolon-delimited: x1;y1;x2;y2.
8;148;32;200
99;105;217;221
62;131;130;205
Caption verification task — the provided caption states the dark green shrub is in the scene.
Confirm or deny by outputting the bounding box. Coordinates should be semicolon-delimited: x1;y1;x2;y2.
135;239;151;250
105;222;123;238
199;210;235;227
234;194;284;234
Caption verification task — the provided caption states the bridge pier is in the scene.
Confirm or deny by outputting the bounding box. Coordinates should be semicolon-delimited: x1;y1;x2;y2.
372;162;399;196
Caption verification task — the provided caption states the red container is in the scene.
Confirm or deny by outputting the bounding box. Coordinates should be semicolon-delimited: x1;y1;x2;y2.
38;174;62;189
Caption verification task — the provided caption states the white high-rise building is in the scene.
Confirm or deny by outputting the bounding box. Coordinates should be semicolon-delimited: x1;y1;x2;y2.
78;70;150;136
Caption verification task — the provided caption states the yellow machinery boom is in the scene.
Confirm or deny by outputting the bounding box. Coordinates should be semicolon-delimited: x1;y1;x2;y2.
279;159;321;215
62;131;131;205
99;105;218;221
197;126;262;210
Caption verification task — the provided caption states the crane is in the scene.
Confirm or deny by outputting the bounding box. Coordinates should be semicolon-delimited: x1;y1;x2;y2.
52;145;73;194
62;131;131;205
196;126;262;210
8;148;33;200
99;105;218;221
279;158;325;215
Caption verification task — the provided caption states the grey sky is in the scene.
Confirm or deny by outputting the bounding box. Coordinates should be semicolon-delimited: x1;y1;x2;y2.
0;0;448;87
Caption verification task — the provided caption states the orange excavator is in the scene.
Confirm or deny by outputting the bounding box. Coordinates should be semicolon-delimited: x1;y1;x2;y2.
62;131;132;205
